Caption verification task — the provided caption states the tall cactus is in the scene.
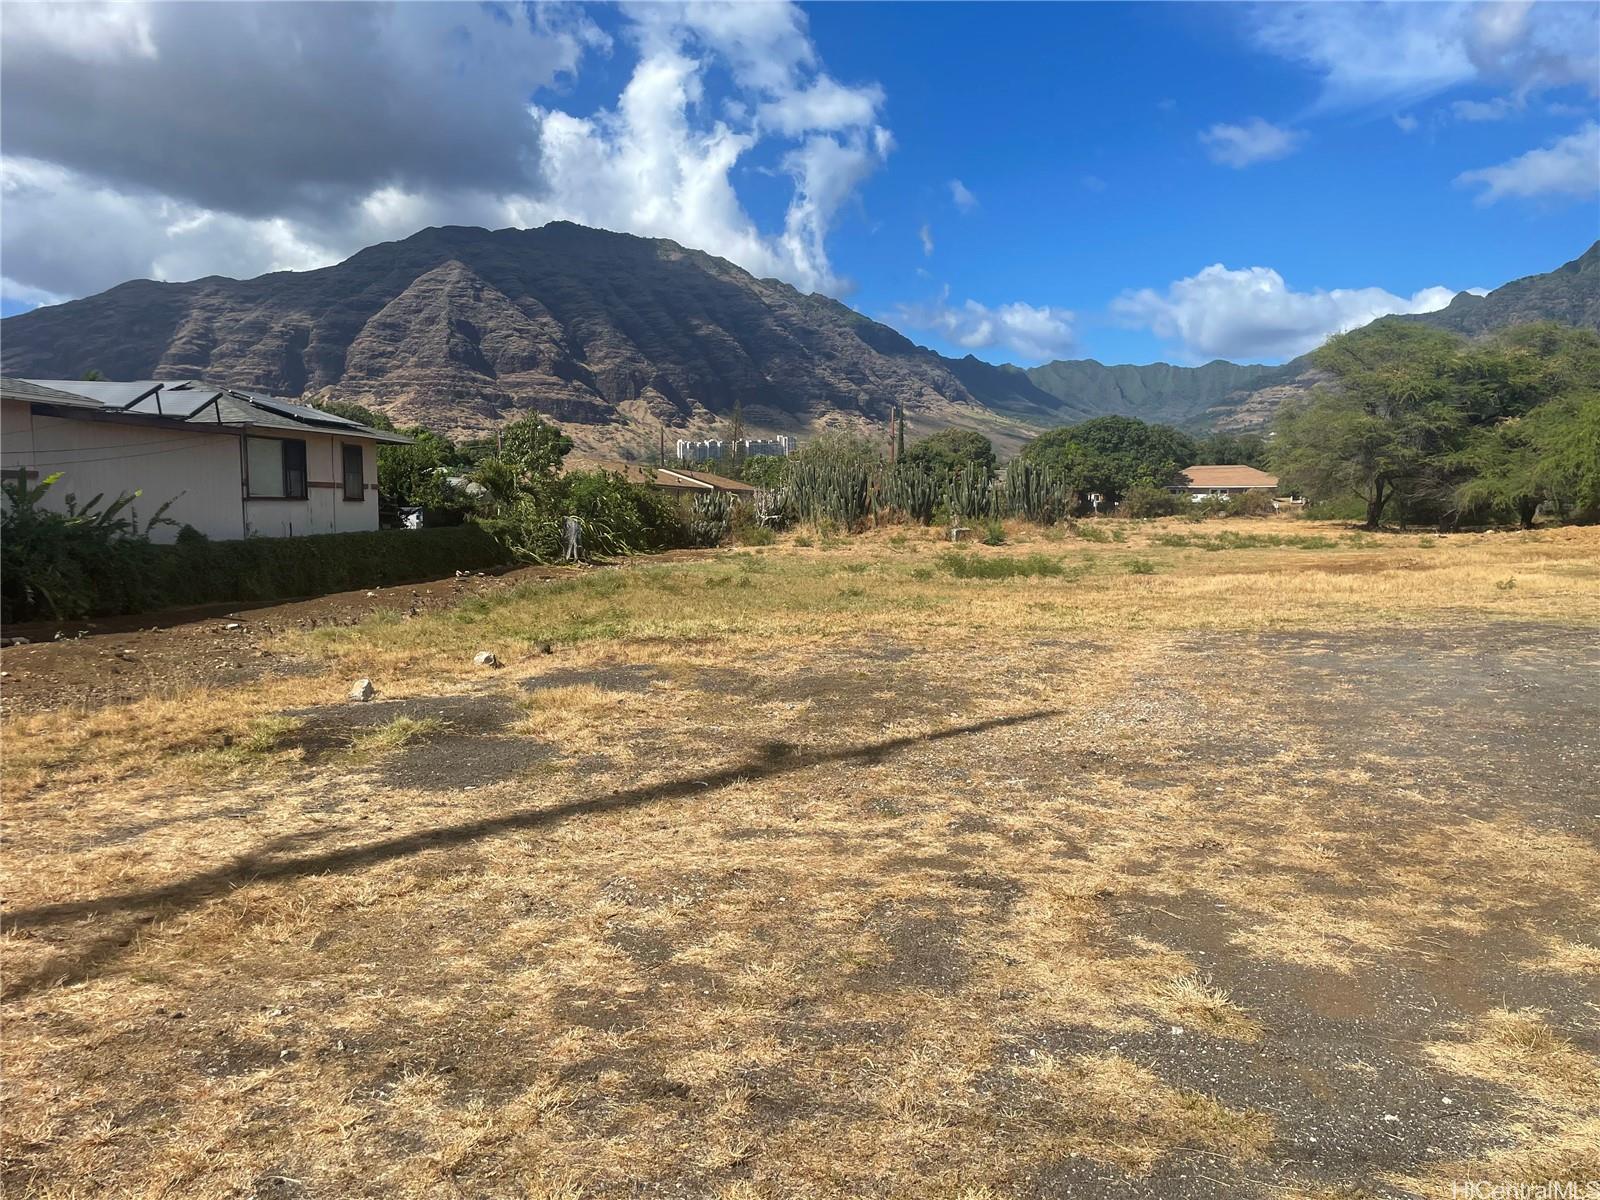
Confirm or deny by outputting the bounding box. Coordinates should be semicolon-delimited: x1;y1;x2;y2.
1001;459;1076;524
945;463;996;521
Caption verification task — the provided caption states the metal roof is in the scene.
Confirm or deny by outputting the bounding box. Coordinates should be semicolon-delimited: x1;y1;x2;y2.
6;377;411;444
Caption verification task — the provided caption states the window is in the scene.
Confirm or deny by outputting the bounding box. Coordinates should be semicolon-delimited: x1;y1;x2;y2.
246;437;307;499
342;443;365;501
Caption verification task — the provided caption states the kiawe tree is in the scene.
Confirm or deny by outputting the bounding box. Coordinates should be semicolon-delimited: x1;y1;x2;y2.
1274;324;1466;529
1273;321;1600;529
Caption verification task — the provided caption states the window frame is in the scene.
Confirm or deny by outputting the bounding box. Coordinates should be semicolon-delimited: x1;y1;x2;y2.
341;442;365;502
245;436;308;501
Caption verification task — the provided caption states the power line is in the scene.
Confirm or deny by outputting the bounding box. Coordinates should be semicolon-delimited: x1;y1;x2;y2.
2;439;239;467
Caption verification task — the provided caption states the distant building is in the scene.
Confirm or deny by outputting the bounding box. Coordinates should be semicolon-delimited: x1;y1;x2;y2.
676;435;795;463
1;377;409;541
579;461;757;507
1168;465;1279;501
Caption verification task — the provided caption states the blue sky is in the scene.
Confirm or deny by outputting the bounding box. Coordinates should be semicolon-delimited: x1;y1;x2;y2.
2;2;1596;367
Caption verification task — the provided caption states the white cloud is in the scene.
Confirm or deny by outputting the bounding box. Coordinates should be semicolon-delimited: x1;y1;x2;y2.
1113;263;1481;362
1394;113;1420;132
892;289;1075;363
1199;118;1303;167
918;224;934;257
1452;96;1518;121
1081;174;1108;192
1456;122;1600;203
1248;1;1599;110
0;1;889;303
948;179;978;213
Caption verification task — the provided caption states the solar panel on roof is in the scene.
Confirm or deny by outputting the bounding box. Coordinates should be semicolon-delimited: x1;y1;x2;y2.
236;392;367;428
123;389;224;419
21;379;164;407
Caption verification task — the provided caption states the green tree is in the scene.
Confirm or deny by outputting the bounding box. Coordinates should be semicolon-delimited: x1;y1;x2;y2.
739;454;789;489
499;414;574;484
377;428;465;516
1194;431;1269;468
902;428;997;479
1272;324;1468;529
1022;415;1196;504
313;398;395;430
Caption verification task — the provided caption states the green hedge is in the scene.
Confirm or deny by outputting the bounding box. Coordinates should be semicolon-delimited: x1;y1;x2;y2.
148;525;512;608
8;525;511;622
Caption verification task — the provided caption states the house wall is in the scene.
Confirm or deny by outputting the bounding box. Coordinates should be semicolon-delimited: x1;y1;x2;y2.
242;432;378;538
0;402;383;541
1;399;246;542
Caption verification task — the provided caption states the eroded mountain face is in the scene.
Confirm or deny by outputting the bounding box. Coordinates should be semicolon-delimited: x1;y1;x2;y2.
4;226;1594;454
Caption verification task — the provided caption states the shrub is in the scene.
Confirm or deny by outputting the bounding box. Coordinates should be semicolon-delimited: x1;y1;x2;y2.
981;518;1006;546
1125;557;1157;575
2;487;511;622
2;474;176;622
561;470;686;556
1121;485;1180;518
732;503;777;545
1301;496;1368;522
937;551;1064;580
1229;489;1279;517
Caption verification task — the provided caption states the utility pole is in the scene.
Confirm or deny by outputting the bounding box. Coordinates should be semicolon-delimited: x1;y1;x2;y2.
728;396;745;474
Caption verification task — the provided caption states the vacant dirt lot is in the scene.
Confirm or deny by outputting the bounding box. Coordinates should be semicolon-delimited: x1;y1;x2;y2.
3;520;1597;1199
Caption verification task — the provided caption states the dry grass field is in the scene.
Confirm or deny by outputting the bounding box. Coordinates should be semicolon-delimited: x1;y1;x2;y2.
3;518;1598;1199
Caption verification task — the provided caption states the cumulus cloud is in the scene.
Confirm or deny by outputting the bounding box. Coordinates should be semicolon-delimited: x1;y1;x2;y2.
1394;113;1420;132
1113;264;1483;361
1456;122;1600;203
1199;118;1304;167
918;224;934;257
1248;1;1599;110
0;0;889;306
892;289;1075;363
948;179;979;212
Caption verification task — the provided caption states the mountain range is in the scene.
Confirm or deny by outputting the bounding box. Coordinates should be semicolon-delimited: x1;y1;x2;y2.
2;224;1594;457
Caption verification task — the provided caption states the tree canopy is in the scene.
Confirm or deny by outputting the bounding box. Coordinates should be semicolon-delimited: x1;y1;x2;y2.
1273;321;1600;528
1022;415;1197;503
901;428;997;479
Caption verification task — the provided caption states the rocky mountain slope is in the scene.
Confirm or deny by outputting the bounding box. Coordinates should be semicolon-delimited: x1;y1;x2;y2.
3;226;1594;450
0;223;1064;457
1403;241;1600;336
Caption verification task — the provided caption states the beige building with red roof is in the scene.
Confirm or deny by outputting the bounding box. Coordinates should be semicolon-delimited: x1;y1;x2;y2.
1170;465;1279;498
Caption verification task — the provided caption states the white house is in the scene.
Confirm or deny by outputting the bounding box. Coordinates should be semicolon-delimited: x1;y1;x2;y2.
1;378;410;542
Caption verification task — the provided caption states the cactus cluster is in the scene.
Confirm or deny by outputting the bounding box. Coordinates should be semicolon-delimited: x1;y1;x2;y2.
786;456;874;527
689;491;737;545
1002;459;1077;525
705;449;1083;540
